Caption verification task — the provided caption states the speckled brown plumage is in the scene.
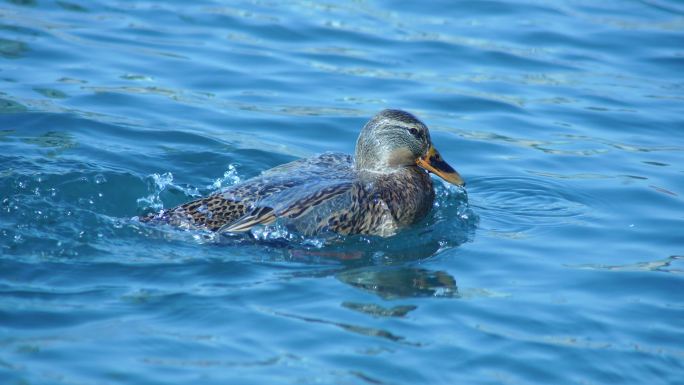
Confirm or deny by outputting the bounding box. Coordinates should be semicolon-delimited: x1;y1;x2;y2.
140;109;464;237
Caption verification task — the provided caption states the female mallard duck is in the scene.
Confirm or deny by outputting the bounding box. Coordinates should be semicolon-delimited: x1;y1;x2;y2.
142;109;464;237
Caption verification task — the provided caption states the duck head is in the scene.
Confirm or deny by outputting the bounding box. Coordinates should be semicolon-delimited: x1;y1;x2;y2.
355;109;465;186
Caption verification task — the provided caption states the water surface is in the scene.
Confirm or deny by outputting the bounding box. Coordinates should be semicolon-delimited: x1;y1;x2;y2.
1;1;683;384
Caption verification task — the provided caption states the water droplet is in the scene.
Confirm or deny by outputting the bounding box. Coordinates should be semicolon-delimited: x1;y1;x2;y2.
210;164;241;190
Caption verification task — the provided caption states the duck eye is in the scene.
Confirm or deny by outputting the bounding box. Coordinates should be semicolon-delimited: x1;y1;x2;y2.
408;128;420;138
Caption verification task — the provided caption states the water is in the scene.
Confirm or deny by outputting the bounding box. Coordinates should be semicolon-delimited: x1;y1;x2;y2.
1;0;683;383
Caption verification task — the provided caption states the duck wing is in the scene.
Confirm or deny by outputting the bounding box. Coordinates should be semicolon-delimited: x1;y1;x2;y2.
217;179;353;233
147;153;355;232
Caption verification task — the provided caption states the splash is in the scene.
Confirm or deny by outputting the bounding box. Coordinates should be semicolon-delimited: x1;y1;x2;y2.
137;165;243;214
209;164;241;190
136;172;175;212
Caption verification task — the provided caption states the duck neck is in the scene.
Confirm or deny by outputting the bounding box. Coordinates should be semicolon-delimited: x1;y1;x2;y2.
355;141;414;173
355;153;389;173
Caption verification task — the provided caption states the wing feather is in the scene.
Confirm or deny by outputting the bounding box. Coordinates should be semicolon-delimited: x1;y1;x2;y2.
141;153;355;233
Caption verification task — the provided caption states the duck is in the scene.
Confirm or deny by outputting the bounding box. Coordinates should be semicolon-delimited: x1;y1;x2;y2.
141;109;464;237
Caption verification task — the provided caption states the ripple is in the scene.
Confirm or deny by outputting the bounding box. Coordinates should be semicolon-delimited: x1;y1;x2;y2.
470;176;589;235
268;309;418;345
567;255;684;274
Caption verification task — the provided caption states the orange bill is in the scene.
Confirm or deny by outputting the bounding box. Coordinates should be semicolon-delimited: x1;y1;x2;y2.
416;145;465;186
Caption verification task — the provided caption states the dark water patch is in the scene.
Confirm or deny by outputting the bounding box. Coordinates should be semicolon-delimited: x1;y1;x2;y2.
646;55;684;72
0;38;28;58
0;129;15;140
21;131;76;150
33;87;68;99
0;23;44;36
0;98;27;113
5;0;36;6
56;1;87;12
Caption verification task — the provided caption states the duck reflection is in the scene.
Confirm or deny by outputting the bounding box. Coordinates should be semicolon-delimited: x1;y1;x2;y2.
341;302;417;317
281;226;465;301
336;266;458;300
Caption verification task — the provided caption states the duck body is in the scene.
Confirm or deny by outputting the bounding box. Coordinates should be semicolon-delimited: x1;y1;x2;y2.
152;152;434;237
142;109;464;237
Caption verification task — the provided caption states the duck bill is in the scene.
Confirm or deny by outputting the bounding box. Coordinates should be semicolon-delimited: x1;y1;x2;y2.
416;145;465;186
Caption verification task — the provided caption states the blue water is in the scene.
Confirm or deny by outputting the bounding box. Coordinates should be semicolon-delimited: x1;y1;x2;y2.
1;0;683;384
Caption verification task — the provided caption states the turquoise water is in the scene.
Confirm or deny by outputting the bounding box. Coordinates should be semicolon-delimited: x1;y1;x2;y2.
1;0;683;383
